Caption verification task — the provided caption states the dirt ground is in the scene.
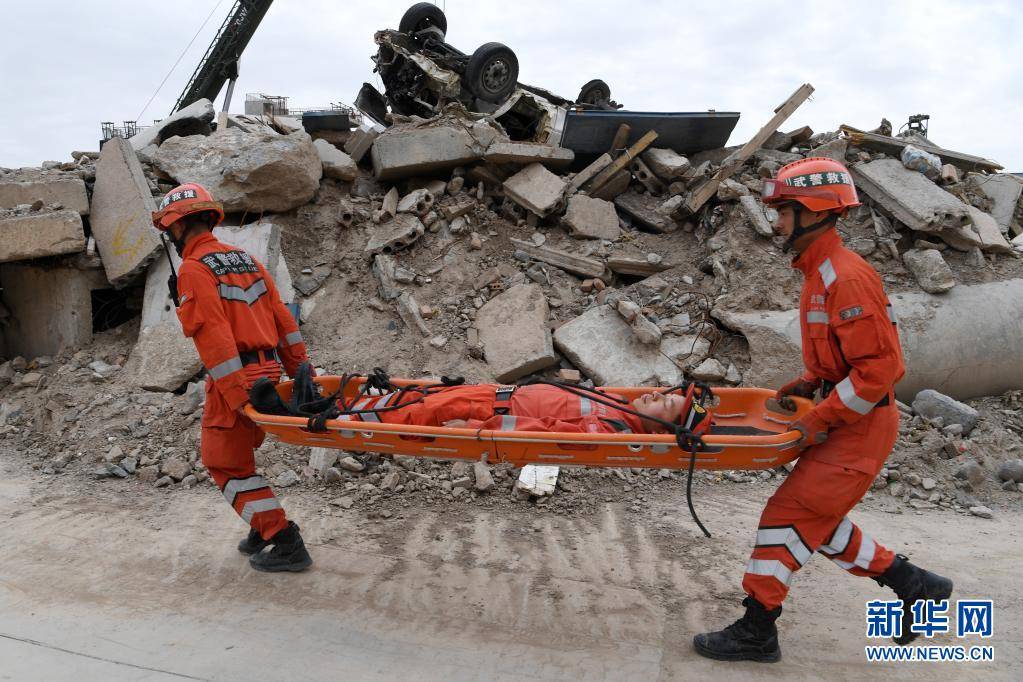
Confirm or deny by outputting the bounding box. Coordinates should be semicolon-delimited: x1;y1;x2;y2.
1;449;1018;681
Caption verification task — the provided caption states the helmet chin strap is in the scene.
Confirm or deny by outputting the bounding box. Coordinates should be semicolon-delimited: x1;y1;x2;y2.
783;203;838;253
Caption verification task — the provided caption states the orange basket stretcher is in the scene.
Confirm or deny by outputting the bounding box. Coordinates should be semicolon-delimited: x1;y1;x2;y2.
245;376;814;471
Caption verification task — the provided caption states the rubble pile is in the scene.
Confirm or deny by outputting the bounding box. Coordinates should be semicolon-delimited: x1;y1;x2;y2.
3;80;1023;521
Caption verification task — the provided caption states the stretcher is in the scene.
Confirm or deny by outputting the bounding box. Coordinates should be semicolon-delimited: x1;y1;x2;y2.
245;376;814;471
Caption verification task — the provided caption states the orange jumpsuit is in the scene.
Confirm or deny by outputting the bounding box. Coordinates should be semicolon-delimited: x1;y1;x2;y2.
176;232;309;541
743;228;904;609
337;384;647;434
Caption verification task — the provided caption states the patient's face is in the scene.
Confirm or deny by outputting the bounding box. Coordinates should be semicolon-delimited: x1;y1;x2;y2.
631;392;685;431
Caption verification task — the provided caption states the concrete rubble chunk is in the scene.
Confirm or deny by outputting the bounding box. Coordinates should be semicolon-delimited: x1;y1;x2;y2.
313;139;358;181
309;448;339;474
912;389;979;436
614;192;678;232
641;148;691;180
616;299;661;345
396;189;434;216
475;284;558;382
0;210;86;263
902;249;955;294
812;137;848;163
554;305;709;386
971;174;1023;234
851;158;972;234
130;98;214;149
690;358;727;382
509;238;606;280
365;213;425;257
562;194;620;240
473;461;496;492
88;136;163;285
515;464;559;497
345;120;385;163
125;319;202;392
371;119;499;180
484;142;574;168
0;176;89;215
153;130;321;213
374;187;399;223
738;195;776;238
396;291;431;337
937;206;1014;254
503;163;568;217
997;459;1023;483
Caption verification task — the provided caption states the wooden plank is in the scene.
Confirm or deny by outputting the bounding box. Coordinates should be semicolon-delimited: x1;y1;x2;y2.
839;125;1002;173
606;256;673;277
584;130;659;195
683;83;815;214
566;153;612;193
610;124;631;155
509;238;607;279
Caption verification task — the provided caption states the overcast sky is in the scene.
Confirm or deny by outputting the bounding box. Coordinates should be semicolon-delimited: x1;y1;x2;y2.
1;0;1020;170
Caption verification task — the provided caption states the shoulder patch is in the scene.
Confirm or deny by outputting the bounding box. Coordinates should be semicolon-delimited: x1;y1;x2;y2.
839;305;863;321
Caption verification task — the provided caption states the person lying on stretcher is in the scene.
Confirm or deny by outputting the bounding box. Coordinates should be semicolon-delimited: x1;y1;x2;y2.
335;383;709;435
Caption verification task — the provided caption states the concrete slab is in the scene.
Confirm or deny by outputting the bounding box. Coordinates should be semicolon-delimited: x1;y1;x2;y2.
0;262;106;358
0;177;89;215
484;142;574;168
125;318;202;392
641;148;691;180
562;194;620;240
90;136;162;286
0;210;86;263
554;305;709;386
130;98;214;149
475;284;558;382
972;173;1023;234
939;206;1014;254
503;163;568;217
372;121;498;181
851;158;971;234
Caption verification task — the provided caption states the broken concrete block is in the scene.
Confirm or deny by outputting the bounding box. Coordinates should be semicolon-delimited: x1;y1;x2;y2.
971;174;1023;234
690;358;726;382
153;129;322;213
616;299;661;345
130;98;214;149
484;142;574;168
851;159;972;234
0;176;89;215
0;262;106;358
313;138;358;181
515;464;559;497
912;390;979;436
812;137;848;163
614;192;677;232
562;194;620;240
396;292;431;337
630;157;666;195
125;318;202;392
903;249;955;294
554;305;708;386
641;148;691;180
738;195;776;238
371;121;498;180
344;120;384;163
89;136;163;285
373;187;399;223
0;210;86;263
364;213;425;257
475;284;558;382
396;189;434;216
503;163;568;217
938;206;1014;254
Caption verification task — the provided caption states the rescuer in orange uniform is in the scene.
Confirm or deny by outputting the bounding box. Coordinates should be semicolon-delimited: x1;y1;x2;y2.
152;183;313;573
693;158;953;662
332;383;706;435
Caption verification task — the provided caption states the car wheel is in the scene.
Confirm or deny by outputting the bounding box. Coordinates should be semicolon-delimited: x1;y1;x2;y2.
577;79;611;106
466;42;519;104
399;3;447;38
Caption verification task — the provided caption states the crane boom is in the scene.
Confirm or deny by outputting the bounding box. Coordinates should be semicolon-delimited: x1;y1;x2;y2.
172;0;275;114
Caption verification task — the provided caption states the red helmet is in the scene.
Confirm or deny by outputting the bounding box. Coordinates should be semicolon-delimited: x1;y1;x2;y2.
761;157;861;213
152;183;225;232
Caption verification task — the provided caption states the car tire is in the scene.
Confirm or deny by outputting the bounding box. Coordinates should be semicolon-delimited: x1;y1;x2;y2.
577;79;611;106
399;3;447;38
465;42;519;104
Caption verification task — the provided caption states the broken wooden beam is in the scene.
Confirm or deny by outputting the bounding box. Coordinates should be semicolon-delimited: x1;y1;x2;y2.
585;130;659;196
509;238;608;280
683;83;815;215
839;125;1002;173
606;256;673;277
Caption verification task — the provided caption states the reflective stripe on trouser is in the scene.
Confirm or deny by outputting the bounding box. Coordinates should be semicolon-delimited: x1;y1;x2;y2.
201;407;289;541
742;456;895;609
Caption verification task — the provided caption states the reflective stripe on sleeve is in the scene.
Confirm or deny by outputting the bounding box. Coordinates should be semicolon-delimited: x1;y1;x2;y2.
886;304;898;325
806;311;829;325
223;476;270;506
820;518;853;556
240;497;282;523
745;559;793;586
500;415;517;431
579;397;593;417
755;527;812;566
209;356;243;380
218;279;268;305
284;330;303;346
836;376;876;415
360;411;381;423
818;258;837;288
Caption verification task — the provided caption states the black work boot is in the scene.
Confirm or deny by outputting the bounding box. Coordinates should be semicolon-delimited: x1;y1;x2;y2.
693;596;782;663
249;521;313;573
237;528;269;555
874;554;953;645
